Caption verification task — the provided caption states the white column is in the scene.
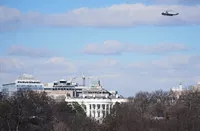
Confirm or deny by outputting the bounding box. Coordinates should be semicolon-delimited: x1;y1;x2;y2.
95;104;98;118
86;104;90;117
91;104;95;117
108;104;111;114
100;104;103;118
105;104;107;117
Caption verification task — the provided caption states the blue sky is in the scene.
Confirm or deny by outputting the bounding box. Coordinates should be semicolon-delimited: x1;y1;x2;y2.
0;0;200;96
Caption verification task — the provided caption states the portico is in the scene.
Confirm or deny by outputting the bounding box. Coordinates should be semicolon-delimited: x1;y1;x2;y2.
65;79;128;123
65;98;127;122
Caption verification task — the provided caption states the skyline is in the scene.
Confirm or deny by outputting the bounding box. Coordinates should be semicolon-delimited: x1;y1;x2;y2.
0;0;200;96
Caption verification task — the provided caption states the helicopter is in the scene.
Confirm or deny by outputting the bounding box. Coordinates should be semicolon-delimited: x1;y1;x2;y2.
161;10;179;16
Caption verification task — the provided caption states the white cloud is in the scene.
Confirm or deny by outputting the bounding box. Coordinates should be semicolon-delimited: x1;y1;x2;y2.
83;40;188;55
0;56;77;83
129;55;190;69
1;45;200;96
127;0;200;5
113;54;200;95
7;45;53;58
153;0;200;4
40;4;200;27
0;6;20;23
83;40;124;55
1;3;200;29
83;58;119;70
0;57;25;73
0;6;21;31
96;58;118;68
127;54;199;81
1;54;200;96
128;43;188;54
78;58;120;77
39;57;78;76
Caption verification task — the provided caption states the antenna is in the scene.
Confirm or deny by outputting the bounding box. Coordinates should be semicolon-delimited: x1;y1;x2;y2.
82;72;86;86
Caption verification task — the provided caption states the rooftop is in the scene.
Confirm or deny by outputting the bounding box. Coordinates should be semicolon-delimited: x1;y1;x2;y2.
83;86;109;92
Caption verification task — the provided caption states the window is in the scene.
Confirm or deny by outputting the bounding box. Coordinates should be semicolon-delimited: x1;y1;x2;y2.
60;81;66;84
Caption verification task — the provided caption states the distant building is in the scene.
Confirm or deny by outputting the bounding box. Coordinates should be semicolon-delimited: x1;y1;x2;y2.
44;78;128;123
1;73;127;123
65;79;128;123
2;74;44;96
191;82;200;92
44;79;80;101
170;83;184;99
170;82;200;100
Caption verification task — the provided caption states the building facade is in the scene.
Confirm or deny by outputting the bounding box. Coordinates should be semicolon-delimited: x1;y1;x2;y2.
2;74;44;96
65;79;128;123
43;78;95;100
66;97;127;122
1;73;128;122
